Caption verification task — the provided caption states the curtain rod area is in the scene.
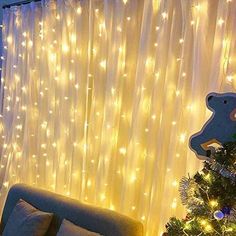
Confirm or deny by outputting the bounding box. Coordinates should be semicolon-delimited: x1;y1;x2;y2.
2;0;41;9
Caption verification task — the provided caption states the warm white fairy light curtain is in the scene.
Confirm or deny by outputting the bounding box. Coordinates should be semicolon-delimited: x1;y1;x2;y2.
0;0;236;235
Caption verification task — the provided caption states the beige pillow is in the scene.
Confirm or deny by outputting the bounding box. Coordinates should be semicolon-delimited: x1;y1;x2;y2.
57;219;101;236
3;199;53;236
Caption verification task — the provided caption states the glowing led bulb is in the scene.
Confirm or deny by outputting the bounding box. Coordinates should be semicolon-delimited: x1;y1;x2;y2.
171;198;177;208
67;20;72;26
204;173;211;181
179;133;186;143
100;60;106;69
172;181;178;187
130;173;137;183
226;75;233;83
209;200;218;208
70;33;76;43
28;40;33;48
100;193;106;201
205;224;213;233
99;22;105;32
75;84;79;90
145;57;155;71
62;44;69;53
16;125;22;130
21;86;27;93
77;7;82;15
200;219;207;225
218;18;224;26
41;121;47;129
161;12;168;19
186;104;193;111
87;179;91;187
49;53;56;62
151;115;156;120
73;142;77;147
195;4;201;11
119;147;127;155
117;26;122;32
52;142;57;148
7;36;12;44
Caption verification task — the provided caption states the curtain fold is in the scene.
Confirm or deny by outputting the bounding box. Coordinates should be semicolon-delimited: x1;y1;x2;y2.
0;0;235;235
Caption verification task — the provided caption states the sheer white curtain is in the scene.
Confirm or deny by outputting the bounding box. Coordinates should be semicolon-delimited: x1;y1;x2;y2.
0;0;235;235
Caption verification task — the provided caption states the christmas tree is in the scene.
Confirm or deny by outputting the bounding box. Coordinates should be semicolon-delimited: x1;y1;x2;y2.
164;141;236;235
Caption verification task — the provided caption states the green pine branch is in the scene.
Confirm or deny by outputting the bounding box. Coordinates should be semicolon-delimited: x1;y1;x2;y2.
165;142;236;236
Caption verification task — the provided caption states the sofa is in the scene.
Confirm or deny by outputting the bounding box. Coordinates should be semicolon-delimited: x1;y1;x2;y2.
0;184;143;236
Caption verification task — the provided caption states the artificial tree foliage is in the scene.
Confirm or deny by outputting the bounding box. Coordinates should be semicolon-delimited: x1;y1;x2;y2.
165;142;236;236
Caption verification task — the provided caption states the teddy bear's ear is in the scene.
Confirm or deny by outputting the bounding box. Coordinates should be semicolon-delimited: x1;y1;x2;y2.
230;108;236;121
206;92;217;104
205;93;218;111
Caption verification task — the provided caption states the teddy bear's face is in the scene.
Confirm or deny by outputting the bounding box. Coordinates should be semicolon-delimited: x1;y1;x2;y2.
207;93;236;115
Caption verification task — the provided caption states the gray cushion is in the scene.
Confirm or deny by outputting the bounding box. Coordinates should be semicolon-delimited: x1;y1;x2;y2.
2;199;52;236
57;219;101;236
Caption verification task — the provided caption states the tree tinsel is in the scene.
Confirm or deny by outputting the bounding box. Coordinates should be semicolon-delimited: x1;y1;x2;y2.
164;142;236;236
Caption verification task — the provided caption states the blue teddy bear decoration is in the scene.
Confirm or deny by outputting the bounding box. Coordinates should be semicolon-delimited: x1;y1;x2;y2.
190;92;236;160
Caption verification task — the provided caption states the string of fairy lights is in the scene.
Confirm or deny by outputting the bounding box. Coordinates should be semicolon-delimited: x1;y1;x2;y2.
0;0;235;235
